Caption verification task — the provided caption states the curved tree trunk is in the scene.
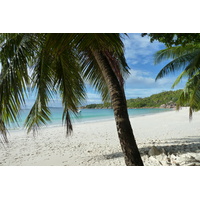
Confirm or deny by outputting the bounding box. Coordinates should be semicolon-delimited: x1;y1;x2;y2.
91;49;144;166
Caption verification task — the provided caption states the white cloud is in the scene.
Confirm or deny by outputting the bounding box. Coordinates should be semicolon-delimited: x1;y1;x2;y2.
125;69;174;89
85;92;102;104
123;33;165;65
123;68;187;99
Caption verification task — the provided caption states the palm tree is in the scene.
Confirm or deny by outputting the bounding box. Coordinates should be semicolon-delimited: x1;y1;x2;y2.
0;33;143;166
154;44;200;118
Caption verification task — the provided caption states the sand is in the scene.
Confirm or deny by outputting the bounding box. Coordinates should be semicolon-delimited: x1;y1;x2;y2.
1;107;200;166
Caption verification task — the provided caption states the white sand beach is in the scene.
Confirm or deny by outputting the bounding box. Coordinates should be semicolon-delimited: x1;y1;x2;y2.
1;107;200;166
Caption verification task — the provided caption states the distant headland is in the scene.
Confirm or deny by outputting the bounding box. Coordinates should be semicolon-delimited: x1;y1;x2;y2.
82;90;183;109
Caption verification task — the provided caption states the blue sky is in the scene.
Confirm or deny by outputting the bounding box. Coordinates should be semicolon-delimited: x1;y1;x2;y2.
24;33;187;107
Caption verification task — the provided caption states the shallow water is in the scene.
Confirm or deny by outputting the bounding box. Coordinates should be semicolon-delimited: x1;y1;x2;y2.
9;107;172;130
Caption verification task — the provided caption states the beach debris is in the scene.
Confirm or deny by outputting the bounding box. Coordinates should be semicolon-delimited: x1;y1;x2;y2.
148;146;163;156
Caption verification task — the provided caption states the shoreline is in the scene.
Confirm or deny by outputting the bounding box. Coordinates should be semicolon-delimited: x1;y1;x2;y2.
1;107;200;166
7;107;174;132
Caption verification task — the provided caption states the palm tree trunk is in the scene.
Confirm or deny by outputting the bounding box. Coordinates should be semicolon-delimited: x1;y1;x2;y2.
91;49;144;166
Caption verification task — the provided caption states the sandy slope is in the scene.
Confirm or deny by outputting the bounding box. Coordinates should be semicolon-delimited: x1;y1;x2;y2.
1;107;200;166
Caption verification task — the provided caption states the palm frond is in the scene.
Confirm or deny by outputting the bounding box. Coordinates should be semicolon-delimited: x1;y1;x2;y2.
171;51;200;88
0;33;129;139
104;50;130;86
176;72;200;119
25;100;51;135
156;51;200;80
25;48;55;134
53;48;86;135
78;34;129;102
0;33;37;141
183;52;200;79
0;119;8;143
73;34;125;56
154;44;200;65
80;50;111;102
171;71;188;88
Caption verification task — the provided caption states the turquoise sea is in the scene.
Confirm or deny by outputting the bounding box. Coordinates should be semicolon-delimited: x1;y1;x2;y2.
10;107;172;130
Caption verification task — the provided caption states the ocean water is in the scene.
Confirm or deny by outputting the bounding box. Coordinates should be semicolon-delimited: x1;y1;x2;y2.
9;107;172;130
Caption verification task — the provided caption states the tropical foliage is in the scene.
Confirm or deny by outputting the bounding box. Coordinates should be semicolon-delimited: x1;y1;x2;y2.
142;33;200;47
154;41;200;118
127;90;182;108
0;34;85;141
84;102;112;109
84;90;183;109
0;33;128;139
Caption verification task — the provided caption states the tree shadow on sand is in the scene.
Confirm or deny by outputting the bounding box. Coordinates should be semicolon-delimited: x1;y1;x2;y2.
102;136;200;160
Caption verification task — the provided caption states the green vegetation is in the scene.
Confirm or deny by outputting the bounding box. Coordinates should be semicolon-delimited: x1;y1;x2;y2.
142;33;200;47
151;33;200;118
0;33;128;137
84;90;183;109
84;102;112;109
127;90;182;108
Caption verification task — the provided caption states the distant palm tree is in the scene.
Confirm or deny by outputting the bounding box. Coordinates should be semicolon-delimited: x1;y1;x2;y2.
0;33;143;166
154;44;200;118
